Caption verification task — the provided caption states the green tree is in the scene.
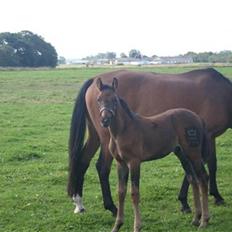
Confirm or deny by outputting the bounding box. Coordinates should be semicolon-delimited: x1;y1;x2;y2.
0;31;57;67
0;44;20;66
129;49;141;59
58;56;66;65
120;52;127;58
106;52;116;60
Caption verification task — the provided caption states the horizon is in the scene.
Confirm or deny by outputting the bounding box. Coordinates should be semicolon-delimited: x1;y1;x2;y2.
66;50;232;60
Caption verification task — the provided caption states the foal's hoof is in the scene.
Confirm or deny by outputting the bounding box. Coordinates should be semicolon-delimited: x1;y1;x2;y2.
215;198;225;206
111;207;118;217
198;222;208;229
191;219;200;227
111;221;123;232
134;225;142;232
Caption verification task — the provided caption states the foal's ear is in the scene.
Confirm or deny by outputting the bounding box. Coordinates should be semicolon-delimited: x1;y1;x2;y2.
96;78;103;91
112;78;118;91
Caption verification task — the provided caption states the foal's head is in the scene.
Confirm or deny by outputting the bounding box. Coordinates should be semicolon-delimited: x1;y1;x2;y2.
96;78;118;128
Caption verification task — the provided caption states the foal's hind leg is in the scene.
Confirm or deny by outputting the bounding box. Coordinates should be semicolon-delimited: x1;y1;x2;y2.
129;160;141;232
192;160;209;228
190;177;202;227
185;147;209;228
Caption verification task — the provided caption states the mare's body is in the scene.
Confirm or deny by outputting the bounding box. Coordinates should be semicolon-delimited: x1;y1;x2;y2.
68;68;232;215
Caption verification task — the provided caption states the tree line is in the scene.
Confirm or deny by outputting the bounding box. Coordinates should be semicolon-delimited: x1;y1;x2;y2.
0;31;57;67
83;49;232;63
184;51;232;63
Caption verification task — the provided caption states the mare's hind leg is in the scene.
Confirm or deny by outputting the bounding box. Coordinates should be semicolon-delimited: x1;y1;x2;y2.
207;137;224;205
178;175;191;213
73;121;100;213
96;143;117;216
175;147;202;226
175;147;191;213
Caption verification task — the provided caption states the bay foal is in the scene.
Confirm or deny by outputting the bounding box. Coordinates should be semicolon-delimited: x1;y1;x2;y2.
96;78;209;231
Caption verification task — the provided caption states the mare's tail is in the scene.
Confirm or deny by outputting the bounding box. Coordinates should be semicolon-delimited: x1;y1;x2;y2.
67;78;94;197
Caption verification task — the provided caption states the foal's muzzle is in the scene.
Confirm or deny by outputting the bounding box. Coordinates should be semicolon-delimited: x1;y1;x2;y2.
101;117;111;128
99;107;115;128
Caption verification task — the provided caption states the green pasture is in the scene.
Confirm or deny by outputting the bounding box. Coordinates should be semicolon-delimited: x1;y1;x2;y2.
0;65;232;231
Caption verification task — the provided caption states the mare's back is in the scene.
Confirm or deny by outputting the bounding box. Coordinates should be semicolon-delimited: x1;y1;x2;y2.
86;68;232;133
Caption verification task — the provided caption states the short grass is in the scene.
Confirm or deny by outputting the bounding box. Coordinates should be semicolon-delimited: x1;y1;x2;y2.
0;65;232;232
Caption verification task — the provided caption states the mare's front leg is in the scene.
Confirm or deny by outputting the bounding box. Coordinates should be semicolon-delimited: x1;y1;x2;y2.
112;161;129;232
207;137;224;205
96;145;117;216
129;160;141;232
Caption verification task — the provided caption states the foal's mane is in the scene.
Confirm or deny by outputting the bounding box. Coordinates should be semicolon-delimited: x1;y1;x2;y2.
119;97;135;120
100;83;135;120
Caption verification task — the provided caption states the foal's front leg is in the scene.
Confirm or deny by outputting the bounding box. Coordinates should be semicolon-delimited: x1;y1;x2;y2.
112;161;129;232
129;161;141;232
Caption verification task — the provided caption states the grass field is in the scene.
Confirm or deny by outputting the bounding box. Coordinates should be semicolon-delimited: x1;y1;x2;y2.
0;65;232;232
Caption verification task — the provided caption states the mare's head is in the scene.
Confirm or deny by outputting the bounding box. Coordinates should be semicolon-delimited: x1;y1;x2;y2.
96;78;118;128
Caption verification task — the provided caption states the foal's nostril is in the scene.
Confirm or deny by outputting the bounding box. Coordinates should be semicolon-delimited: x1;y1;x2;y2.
101;118;110;127
103;118;109;124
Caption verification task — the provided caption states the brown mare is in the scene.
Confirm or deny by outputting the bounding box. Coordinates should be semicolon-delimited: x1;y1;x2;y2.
96;78;209;231
68;68;232;215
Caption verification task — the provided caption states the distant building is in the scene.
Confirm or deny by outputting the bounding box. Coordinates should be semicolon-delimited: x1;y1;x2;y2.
115;56;193;66
66;55;193;66
66;59;89;65
159;56;193;64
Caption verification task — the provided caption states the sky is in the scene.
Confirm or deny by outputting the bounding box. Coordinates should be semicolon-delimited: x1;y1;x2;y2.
0;0;231;59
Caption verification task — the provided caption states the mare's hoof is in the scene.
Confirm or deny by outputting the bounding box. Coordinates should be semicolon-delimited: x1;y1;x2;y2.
108;205;117;217
181;206;192;214
112;208;118;217
74;207;85;214
215;198;225;206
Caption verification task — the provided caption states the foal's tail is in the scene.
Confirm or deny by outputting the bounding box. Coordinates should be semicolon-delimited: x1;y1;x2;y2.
67;78;94;197
201;122;211;163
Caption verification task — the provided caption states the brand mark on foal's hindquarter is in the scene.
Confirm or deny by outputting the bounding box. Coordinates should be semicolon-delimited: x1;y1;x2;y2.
185;127;200;147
